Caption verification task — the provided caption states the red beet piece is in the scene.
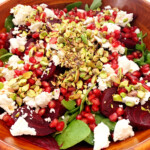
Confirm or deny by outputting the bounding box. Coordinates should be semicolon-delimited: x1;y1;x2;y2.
125;101;150;130
100;87;120;117
19;135;59;150
47;18;62;24
120;38;136;49
41;63;56;81
43;101;66;121
12;106;56;136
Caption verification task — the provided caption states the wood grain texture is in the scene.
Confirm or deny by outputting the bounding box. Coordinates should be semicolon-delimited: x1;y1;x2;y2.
0;0;150;149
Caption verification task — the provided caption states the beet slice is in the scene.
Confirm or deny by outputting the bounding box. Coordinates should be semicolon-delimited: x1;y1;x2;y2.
25;38;35;49
125;101;150;130
100;87;120;117
120;38;136;49
43;101;66;121
19;135;59;150
41;63;56;81
12;106;56;136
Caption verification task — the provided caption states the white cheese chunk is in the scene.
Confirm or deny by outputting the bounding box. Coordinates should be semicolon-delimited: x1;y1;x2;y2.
141;92;150;105
113;119;134;142
0;94;16;114
52;55;60;66
8;55;24;70
29;22;44;32
109;45;126;54
9;36;27;53
2;68;15;81
123;96;140;105
35;92;52;108
94;122;110;150
115;11;133;27
23;96;37;108
44;8;58;18
118;56;139;75
10;117;36;136
11;4;35;25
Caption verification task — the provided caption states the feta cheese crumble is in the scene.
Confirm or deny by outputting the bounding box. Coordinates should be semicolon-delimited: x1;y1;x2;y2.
29;22;44;32
141;92;150;105
118;56;139;74
113;119;134;142
10;117;36;136
2;68;15;81
94;122;110;150
123;96;140;105
52;55;60;66
44;8;58;18
0;94;16;114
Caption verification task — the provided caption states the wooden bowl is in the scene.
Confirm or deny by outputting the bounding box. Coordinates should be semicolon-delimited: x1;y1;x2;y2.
0;0;150;149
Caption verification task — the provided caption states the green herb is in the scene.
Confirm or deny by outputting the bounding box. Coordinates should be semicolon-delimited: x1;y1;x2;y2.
69;107;79;114
85;4;90;11
68;111;79;123
5;15;14;32
80;84;95;112
102;118;116;131
61;99;76;110
84;131;94;145
66;2;82;12
90;0;102;10
95;114;105;124
55;120;90;149
0;49;12;62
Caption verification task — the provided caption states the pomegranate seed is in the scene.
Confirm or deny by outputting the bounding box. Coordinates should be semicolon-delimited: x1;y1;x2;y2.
112;11;117;18
132;52;138;58
81;118;88;124
86;114;95;124
88;94;96;101
3;114;11;122
26;21;31;26
109;113;118;122
68;87;76;92
123;27;130;33
38;108;46;116
112;41;120;48
28;79;35;85
6;118;15;127
91;105;99;112
63;8;67;13
76;98;81;106
89;123;96;131
0;60;3;67
35;68;43;76
105;15;110;20
60;87;67;95
29;57;37;64
35;51;43;57
112;52;119;58
93;89;101;97
81;111;86;117
132;71;141;78
49;119;58;128
32;32;39;39
59;95;64;101
91;98;100;106
56;121;65;131
44;87;51;93
48;100;56;108
76;114;82;120
127;54;134;60
116;107;124;116
88;91;93;96
85;105;91;113
14;70;21;76
0;77;6;82
24;63;30;71
42;81;50;87
118;87;127;94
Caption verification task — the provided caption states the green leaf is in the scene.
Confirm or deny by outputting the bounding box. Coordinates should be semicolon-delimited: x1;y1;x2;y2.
84;131;94;145
68;111;79;123
0;82;4;90
61;100;76;110
135;43;146;52
134;56;145;66
69;107;79;114
85;4;90;11
90;0;102;10
0;53;12;62
66;2;82;12
0;48;9;56
102;118;116;131
146;51;150;64
80;84;95;112
55;120;90;149
5;15;14;32
95;114;105;124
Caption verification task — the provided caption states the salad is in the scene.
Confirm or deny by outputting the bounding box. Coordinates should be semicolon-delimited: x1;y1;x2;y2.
0;0;150;149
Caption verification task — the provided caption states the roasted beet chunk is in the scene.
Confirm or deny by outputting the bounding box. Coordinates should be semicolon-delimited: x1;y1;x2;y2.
100;87;120;117
12;106;56;136
125;101;150;130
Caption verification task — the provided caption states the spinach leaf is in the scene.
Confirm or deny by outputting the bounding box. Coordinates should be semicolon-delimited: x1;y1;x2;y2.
95;114;105;124
0;49;12;62
102;118;116;131
5;15;14;32
85;4;90;11
90;0;102;10
55;120;90;149
61;100;76;110
68;111;79;123
69;107;79;114
84;131;94;145
66;2;82;12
